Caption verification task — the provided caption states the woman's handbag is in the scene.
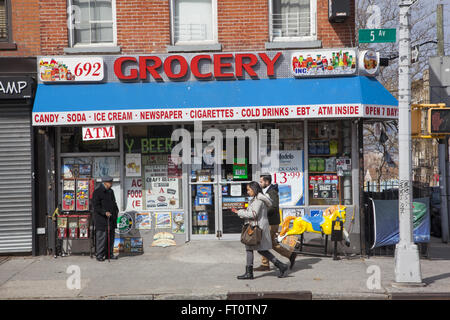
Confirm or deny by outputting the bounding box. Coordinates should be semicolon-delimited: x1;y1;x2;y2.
240;210;262;246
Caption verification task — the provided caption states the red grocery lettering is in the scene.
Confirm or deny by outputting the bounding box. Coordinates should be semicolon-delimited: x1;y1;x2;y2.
214;54;234;78
235;54;258;78
164;55;188;79
190;55;212;79
114;57;138;80
139;56;163;81
258;52;282;77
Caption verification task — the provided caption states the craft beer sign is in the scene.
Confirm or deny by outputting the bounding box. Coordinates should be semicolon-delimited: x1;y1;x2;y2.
82;125;116;141
38;57;104;82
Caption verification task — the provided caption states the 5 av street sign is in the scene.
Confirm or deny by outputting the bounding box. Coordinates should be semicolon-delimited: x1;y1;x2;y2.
359;29;396;43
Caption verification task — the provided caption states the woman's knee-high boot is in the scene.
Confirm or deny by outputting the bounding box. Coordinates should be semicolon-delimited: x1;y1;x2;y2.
237;265;254;280
273;259;288;278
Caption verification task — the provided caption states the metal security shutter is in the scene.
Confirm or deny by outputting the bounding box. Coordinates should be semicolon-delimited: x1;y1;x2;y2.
0;106;32;253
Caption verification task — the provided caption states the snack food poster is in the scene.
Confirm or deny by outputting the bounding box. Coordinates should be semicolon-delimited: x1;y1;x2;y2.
262;150;304;206
125;153;141;177
144;165;180;209
135;212;151;230
155;212;172;229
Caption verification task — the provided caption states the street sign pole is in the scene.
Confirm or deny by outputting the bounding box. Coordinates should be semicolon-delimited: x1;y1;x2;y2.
393;0;423;286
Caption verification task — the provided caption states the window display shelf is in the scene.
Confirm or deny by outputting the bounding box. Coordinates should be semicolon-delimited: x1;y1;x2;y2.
309;171;337;174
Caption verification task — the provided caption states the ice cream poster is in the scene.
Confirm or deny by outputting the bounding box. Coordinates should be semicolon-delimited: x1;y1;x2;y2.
172;212;185;234
291;49;357;77
125;153;141;177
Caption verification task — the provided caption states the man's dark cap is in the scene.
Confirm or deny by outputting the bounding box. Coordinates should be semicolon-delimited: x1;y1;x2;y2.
102;175;113;183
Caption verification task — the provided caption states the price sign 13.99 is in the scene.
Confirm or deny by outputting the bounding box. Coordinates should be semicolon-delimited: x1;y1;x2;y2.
39;57;104;82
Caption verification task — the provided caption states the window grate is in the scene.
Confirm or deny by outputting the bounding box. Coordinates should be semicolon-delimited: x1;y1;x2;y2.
0;0;8;41
271;0;314;40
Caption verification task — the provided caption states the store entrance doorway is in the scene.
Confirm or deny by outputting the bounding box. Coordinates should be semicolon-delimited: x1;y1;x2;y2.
189;123;257;240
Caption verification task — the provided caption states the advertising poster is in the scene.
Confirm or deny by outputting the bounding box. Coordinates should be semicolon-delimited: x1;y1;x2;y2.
230;184;242;197
135;212;152;230
282;208;305;222
195;185;212;206
172;212;185;234
262;150;304;207
291;49;357;77
155;212;172;229
113;238;124;254
145;165;180;209
63;164;75;179
130;238;144;253
93;157;120;178
78;164;92;178
125;178;143;211
125;153;141;177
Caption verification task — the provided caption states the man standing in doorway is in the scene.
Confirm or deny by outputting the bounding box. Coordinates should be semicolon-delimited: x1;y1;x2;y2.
254;174;297;271
93;176;119;261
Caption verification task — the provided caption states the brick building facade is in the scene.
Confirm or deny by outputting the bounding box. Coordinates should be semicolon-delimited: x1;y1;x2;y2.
1;0;356;56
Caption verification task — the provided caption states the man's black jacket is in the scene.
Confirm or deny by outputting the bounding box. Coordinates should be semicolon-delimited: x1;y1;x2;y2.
92;183;119;231
265;184;280;226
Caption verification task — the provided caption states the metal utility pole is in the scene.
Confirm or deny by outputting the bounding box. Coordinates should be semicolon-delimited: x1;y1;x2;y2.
436;3;449;243
437;4;444;56
394;0;423;285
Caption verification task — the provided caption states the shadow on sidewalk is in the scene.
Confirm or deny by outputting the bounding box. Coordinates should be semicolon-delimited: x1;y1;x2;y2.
253;258;321;279
423;272;450;285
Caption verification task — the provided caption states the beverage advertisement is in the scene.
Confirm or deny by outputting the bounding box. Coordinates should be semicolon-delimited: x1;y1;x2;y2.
145;165;180;209
291;49;357;77
262;150;304;207
39;57;104;82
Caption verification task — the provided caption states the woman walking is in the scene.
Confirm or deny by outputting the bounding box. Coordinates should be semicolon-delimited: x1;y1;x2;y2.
232;181;289;279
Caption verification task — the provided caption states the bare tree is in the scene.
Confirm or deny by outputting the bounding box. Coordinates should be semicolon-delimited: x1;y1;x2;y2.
357;0;447;186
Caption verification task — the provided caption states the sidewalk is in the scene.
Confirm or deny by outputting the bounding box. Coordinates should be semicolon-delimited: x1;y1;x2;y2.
1;241;450;300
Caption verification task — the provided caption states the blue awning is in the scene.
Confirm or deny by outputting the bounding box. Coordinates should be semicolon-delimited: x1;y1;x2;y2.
32;76;398;126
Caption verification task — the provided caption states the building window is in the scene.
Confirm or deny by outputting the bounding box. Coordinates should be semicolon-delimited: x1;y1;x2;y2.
69;0;116;47
171;0;217;44
270;0;317;41
0;0;11;43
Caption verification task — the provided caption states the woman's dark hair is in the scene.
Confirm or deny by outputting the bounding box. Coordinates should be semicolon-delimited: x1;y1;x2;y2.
247;181;262;196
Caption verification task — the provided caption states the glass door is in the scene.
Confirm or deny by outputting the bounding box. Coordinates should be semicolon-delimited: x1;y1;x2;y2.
188;123;256;240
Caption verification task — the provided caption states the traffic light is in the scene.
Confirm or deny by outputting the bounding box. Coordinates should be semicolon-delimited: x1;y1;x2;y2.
428;107;450;134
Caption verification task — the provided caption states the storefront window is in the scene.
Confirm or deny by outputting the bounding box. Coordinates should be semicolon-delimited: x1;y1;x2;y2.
262;122;305;222
61;156;121;212
308;120;352;206
60;127;119;153
123;125;183;212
